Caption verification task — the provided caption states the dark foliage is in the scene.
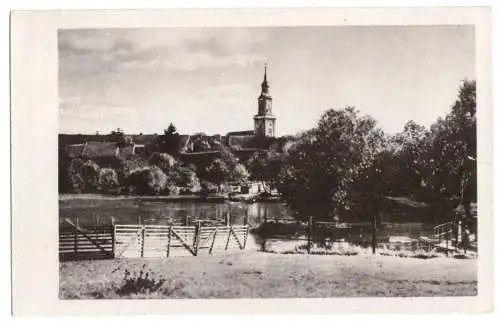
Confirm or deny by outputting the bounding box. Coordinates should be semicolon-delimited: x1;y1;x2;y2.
117;265;166;296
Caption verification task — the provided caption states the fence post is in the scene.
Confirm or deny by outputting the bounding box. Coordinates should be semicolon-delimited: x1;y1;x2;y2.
371;214;377;254
225;226;232;251
209;229;218;254
243;225;249;250
445;233;449;256
167;226;172;258
194;221;202;256
140;225;145;258
74;227;78;254
111;217;115;258
226;210;230;226
307;216;313;255
112;225;116;258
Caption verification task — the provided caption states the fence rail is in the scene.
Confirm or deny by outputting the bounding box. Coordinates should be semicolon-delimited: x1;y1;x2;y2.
256;216;472;255
60;221;250;261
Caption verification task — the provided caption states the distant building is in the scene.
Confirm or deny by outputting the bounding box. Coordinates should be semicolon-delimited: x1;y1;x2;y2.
254;64;276;138
226;64;276;145
60;65;279;163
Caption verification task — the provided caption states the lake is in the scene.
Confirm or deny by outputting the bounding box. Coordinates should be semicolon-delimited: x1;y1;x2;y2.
59;197;292;227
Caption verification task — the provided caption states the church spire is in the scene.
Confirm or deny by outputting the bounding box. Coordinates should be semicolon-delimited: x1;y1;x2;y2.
254;62;276;138
261;63;269;94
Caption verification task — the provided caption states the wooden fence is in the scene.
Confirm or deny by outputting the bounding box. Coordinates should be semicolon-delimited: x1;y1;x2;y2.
59;221;249;261
257;216;471;254
59;225;114;261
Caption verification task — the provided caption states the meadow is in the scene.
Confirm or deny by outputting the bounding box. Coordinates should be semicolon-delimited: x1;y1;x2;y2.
59;252;477;299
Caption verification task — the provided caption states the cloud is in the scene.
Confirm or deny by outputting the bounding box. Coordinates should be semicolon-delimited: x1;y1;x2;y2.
59;28;268;75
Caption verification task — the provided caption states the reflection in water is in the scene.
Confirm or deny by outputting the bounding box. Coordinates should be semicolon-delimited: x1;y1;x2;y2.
59;199;292;228
59;199;435;243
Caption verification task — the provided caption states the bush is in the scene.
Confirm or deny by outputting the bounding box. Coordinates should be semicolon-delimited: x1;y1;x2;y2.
116;155;149;185
230;163;250;184
169;164;201;194
66;159;100;193
126;167;167;195
149;152;176;175
200;181;218;195
66;158;85;193
98;168;119;193
82;160;100;192
117;265;166;296
165;184;180;195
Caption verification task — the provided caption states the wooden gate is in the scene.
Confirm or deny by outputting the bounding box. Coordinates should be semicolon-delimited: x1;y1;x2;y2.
113;224;249;259
59;219;114;261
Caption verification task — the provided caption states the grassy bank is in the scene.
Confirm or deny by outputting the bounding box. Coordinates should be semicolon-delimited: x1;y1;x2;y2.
60;252;477;299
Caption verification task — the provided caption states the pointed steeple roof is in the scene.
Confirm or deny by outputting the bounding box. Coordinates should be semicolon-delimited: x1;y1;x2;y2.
260;63;270;94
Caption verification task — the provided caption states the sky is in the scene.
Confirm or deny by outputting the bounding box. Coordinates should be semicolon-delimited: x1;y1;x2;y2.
59;26;475;136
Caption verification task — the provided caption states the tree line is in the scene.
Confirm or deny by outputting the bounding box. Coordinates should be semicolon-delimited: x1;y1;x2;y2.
59;124;252;196
59;80;477;235
257;80;476;236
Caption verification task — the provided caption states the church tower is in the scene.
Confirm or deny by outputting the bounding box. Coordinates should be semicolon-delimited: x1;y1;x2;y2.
254;64;276;137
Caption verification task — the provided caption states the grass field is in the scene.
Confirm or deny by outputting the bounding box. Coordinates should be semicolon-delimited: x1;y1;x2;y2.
59;252;477;299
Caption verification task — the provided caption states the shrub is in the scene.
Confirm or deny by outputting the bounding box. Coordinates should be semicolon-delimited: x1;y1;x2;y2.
81;160;100;192
200;181;218;195
117;265;166;296
165;184;180;195
98;168;119;193
116;155;149;185
230;163;250;184
149;152;176;175
126;167;167;195
66;159;100;193
169;164;201;194
66;158;85;193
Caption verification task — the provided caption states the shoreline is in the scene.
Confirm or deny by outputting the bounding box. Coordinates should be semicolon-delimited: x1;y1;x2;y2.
59;193;227;203
59;193;284;204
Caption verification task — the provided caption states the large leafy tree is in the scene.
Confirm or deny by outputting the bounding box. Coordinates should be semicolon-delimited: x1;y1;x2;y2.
276;107;386;222
387;120;430;199
422;80;477;230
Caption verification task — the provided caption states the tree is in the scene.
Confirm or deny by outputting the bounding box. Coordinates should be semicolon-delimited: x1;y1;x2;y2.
205;158;231;188
116;155;149;187
247;150;283;182
66;158;85;193
81;160;100;193
169;164;201;194
276;107;386;222
230;163;250;184
149;152;176;175
126;167;167;195
422;80;477;232
388;120;430;198
166;123;177;135
153;122;181;156
98;168;120;194
219;145;239;168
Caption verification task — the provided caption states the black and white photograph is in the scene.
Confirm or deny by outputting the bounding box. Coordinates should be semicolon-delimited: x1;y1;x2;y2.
10;7;494;315
57;24;480;299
